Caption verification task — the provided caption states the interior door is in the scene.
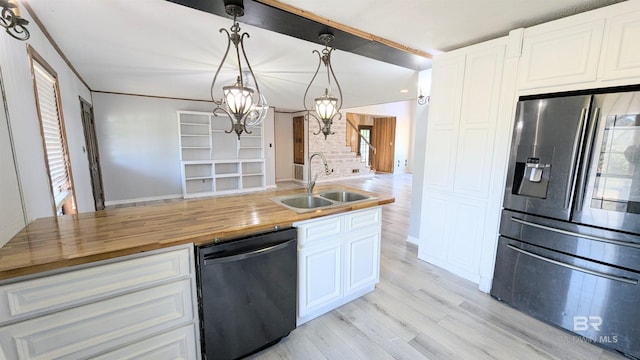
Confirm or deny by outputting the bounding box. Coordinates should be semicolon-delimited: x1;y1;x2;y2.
293;116;305;165
372;117;396;173
80;98;105;211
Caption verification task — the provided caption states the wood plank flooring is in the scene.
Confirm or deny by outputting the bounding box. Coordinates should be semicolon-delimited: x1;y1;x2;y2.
249;173;627;360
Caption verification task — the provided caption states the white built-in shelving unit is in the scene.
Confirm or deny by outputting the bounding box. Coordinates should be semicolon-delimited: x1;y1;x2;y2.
178;110;265;198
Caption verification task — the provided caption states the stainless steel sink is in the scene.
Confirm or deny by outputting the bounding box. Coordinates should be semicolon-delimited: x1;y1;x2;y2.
280;195;333;209
319;191;369;202
271;189;375;213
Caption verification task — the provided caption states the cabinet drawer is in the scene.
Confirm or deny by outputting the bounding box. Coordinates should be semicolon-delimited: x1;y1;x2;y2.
296;216;343;247
92;324;198;360
345;207;381;232
0;247;191;325
0;279;194;360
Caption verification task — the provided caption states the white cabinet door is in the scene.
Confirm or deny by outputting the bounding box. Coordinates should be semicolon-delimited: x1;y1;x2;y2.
93;324;198;360
298;240;342;318
424;54;465;191
0;247;191;325
0;279;194;360
344;231;380;297
600;10;640;81
455;45;505;199
518;19;605;89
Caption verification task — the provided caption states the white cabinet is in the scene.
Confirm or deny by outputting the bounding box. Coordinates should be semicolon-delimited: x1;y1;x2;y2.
0;245;200;360
295;207;381;326
178;110;265;198
600;9;640;81
515;1;640;92
419;37;511;287
518;19;605;90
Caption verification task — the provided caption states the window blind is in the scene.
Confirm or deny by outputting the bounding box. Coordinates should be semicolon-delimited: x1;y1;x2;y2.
32;60;72;211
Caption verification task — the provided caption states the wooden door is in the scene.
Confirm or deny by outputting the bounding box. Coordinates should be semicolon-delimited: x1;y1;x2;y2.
80;98;105;211
293;116;305;165
372;117;396;173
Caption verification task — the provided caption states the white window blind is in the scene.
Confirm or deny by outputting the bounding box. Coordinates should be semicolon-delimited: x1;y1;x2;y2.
32;60;72;212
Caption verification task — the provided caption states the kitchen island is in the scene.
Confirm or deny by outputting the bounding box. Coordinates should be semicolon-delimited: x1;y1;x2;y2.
0;185;393;281
0;185;393;360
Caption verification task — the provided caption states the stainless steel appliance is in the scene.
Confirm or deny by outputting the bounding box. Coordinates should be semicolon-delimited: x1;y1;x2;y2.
491;89;640;359
196;228;297;360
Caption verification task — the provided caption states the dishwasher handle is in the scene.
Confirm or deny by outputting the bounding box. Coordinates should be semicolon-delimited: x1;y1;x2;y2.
203;238;295;265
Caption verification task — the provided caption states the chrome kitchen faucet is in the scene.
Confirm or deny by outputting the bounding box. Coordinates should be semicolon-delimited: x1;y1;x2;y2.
307;152;332;193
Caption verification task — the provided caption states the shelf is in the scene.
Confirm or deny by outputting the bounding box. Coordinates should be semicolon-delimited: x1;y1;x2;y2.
185;176;213;181
180;122;209;126
178;110;264;198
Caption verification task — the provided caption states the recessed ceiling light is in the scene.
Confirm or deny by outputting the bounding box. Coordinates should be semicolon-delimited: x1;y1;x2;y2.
400;89;409;93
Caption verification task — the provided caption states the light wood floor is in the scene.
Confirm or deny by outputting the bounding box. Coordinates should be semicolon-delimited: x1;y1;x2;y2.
249;173;627;360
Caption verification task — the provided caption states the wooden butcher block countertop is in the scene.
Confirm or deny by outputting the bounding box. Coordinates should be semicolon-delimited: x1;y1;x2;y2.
0;186;394;281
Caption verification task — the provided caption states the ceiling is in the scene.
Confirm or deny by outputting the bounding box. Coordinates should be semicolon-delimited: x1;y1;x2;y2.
25;0;626;112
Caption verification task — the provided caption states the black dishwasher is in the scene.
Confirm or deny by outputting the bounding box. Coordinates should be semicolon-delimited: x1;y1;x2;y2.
195;227;297;360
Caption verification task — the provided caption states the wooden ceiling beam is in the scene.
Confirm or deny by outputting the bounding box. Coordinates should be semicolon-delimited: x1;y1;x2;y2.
255;0;433;60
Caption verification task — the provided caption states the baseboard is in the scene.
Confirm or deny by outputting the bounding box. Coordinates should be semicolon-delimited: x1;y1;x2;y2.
406;235;419;245
316;173;375;183
478;276;493;294
104;194;182;206
417;253;481;285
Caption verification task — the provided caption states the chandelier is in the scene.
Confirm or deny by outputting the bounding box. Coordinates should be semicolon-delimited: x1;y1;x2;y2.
210;0;266;139
0;0;29;41
303;33;343;139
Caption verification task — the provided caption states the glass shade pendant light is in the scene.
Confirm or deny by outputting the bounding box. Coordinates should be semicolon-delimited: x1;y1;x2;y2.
303;33;343;139
242;71;268;127
211;0;266;139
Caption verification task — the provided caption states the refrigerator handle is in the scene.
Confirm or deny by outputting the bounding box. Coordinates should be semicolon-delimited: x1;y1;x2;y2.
564;108;588;209
575;107;600;212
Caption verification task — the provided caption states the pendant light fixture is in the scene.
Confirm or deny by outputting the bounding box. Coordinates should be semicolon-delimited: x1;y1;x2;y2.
211;0;266;139
0;0;30;41
303;33;343;139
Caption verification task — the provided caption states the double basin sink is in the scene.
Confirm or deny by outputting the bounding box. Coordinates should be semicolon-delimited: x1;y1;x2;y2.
272;189;373;213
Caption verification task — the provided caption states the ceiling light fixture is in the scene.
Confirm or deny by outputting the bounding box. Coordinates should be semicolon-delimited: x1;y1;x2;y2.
210;0;266;139
303;33;343;139
0;0;29;41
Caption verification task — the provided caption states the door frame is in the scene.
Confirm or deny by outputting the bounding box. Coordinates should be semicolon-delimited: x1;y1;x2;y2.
79;97;105;211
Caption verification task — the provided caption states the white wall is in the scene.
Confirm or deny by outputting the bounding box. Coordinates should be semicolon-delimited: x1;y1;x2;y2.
274;111;294;181
344;100;416;174
263;108;277;188
408;69;432;244
92;93;276;204
0;3;93;227
0;69;25;247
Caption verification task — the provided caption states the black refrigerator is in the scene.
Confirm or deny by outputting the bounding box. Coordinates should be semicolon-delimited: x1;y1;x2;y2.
491;89;640;359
